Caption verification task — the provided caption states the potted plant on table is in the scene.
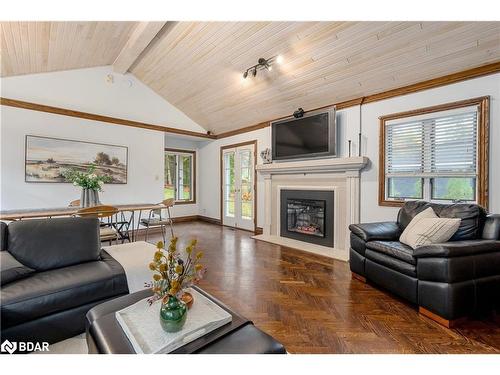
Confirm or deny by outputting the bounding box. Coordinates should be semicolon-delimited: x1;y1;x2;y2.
147;238;206;332
63;164;111;207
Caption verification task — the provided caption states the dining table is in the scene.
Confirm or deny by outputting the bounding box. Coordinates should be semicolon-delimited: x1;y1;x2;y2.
0;203;163;242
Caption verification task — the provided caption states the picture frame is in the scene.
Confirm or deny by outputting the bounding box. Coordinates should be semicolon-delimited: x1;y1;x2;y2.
25;135;128;184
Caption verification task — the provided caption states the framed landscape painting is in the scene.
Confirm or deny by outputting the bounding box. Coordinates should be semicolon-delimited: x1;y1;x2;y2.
25;135;128;184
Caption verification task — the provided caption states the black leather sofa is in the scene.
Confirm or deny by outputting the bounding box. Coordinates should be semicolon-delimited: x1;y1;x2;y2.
0;217;129;344
349;201;500;327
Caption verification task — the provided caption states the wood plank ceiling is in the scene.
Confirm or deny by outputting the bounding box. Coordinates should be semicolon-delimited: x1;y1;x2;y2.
1;22;136;76
2;22;500;134
132;22;500;134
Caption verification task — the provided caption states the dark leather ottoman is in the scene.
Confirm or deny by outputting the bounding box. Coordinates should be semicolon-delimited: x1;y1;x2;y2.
85;288;286;354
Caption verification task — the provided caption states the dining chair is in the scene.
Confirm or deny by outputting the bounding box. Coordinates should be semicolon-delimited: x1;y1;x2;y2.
140;198;175;243
116;210;135;243
75;205;119;245
68;199;81;207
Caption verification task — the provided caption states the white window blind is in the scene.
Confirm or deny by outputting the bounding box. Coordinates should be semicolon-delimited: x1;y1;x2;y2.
385;107;478;178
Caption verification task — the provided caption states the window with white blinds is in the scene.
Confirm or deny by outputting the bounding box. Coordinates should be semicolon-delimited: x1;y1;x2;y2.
386;109;478;176
384;105;479;203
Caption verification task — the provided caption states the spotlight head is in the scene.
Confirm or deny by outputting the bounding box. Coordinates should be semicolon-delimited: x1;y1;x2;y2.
252;68;257;77
243;71;248;79
258;57;266;65
293;108;305;118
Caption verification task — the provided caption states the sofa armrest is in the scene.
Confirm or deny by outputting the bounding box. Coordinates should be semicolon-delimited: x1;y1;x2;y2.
482;214;500;240
348;222;402;242
413;240;500;258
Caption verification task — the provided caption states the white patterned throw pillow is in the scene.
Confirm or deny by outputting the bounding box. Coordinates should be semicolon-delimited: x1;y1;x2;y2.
399;207;461;249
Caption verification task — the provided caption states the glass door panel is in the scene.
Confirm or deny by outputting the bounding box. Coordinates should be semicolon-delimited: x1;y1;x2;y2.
222;151;236;226
221;144;255;231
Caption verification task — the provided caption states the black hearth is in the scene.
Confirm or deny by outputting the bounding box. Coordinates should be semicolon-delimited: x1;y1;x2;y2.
280;189;334;247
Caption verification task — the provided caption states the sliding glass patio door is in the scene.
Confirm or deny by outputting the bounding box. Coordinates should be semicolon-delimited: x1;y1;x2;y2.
221;142;255;231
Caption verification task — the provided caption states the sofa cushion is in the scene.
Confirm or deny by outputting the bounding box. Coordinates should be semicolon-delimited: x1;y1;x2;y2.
1;251;35;285
436;204;486;241
366;241;416;265
397;201;486;240
6;217;101;271
365;259;418;304
365;249;416;277
1;250;127;329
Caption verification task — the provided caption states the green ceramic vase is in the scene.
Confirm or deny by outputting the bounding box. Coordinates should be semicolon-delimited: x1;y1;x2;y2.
159;296;187;332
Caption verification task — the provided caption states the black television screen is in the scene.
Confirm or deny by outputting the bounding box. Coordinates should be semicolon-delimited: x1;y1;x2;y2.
272;111;336;160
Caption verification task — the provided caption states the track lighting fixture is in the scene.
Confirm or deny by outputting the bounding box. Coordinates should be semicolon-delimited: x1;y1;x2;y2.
242;55;283;79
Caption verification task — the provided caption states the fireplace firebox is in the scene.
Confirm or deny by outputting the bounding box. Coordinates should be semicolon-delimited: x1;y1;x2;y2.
280;189;334;247
286;199;325;237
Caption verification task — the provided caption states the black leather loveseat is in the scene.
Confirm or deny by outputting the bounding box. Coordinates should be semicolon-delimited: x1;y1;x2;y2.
0;217;129;344
349;201;500;327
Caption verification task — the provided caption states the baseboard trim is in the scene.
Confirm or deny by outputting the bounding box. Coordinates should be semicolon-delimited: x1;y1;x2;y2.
132;215;243;235
173;215;199;223
197;215;222;225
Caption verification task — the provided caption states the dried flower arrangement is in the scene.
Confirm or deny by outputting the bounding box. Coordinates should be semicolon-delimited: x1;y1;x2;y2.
146;237;206;305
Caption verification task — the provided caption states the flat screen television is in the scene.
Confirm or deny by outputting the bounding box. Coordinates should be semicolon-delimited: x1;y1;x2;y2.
271;109;337;161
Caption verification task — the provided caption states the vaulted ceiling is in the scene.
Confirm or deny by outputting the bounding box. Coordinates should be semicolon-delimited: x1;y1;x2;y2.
1;22;137;76
2;21;500;135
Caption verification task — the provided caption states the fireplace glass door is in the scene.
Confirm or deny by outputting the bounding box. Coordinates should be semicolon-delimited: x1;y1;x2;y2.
286;199;326;238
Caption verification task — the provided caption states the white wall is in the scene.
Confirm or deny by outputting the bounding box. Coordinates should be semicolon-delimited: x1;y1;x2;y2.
164;135;201;218
0;66;205;215
196;73;500;225
0;106;164;209
360;73;500;222
198;127;271;226
1;66;206;134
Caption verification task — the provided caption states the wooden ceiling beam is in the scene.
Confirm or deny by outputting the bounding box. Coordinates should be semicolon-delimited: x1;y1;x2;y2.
0;97;215;139
112;22;167;74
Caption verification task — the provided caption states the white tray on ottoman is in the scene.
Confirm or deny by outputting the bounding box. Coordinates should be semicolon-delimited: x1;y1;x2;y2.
115;289;232;354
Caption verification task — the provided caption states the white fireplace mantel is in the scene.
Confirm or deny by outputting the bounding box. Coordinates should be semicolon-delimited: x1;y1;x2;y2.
256;156;369;176
254;156;369;261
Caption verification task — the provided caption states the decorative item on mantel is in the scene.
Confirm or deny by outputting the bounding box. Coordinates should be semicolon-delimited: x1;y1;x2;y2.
260;148;272;164
63;164;111;207
146;238;206;332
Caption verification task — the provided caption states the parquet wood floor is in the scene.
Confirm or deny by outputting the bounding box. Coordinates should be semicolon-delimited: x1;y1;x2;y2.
143;222;500;354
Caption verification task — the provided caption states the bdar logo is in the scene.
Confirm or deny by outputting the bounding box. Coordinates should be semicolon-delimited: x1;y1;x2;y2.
1;340;17;354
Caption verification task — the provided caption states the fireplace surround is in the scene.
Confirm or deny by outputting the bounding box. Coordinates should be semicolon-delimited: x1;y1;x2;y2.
254;156;368;261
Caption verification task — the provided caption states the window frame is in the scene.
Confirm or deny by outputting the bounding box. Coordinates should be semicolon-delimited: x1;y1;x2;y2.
164;148;196;205
378;96;489;209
